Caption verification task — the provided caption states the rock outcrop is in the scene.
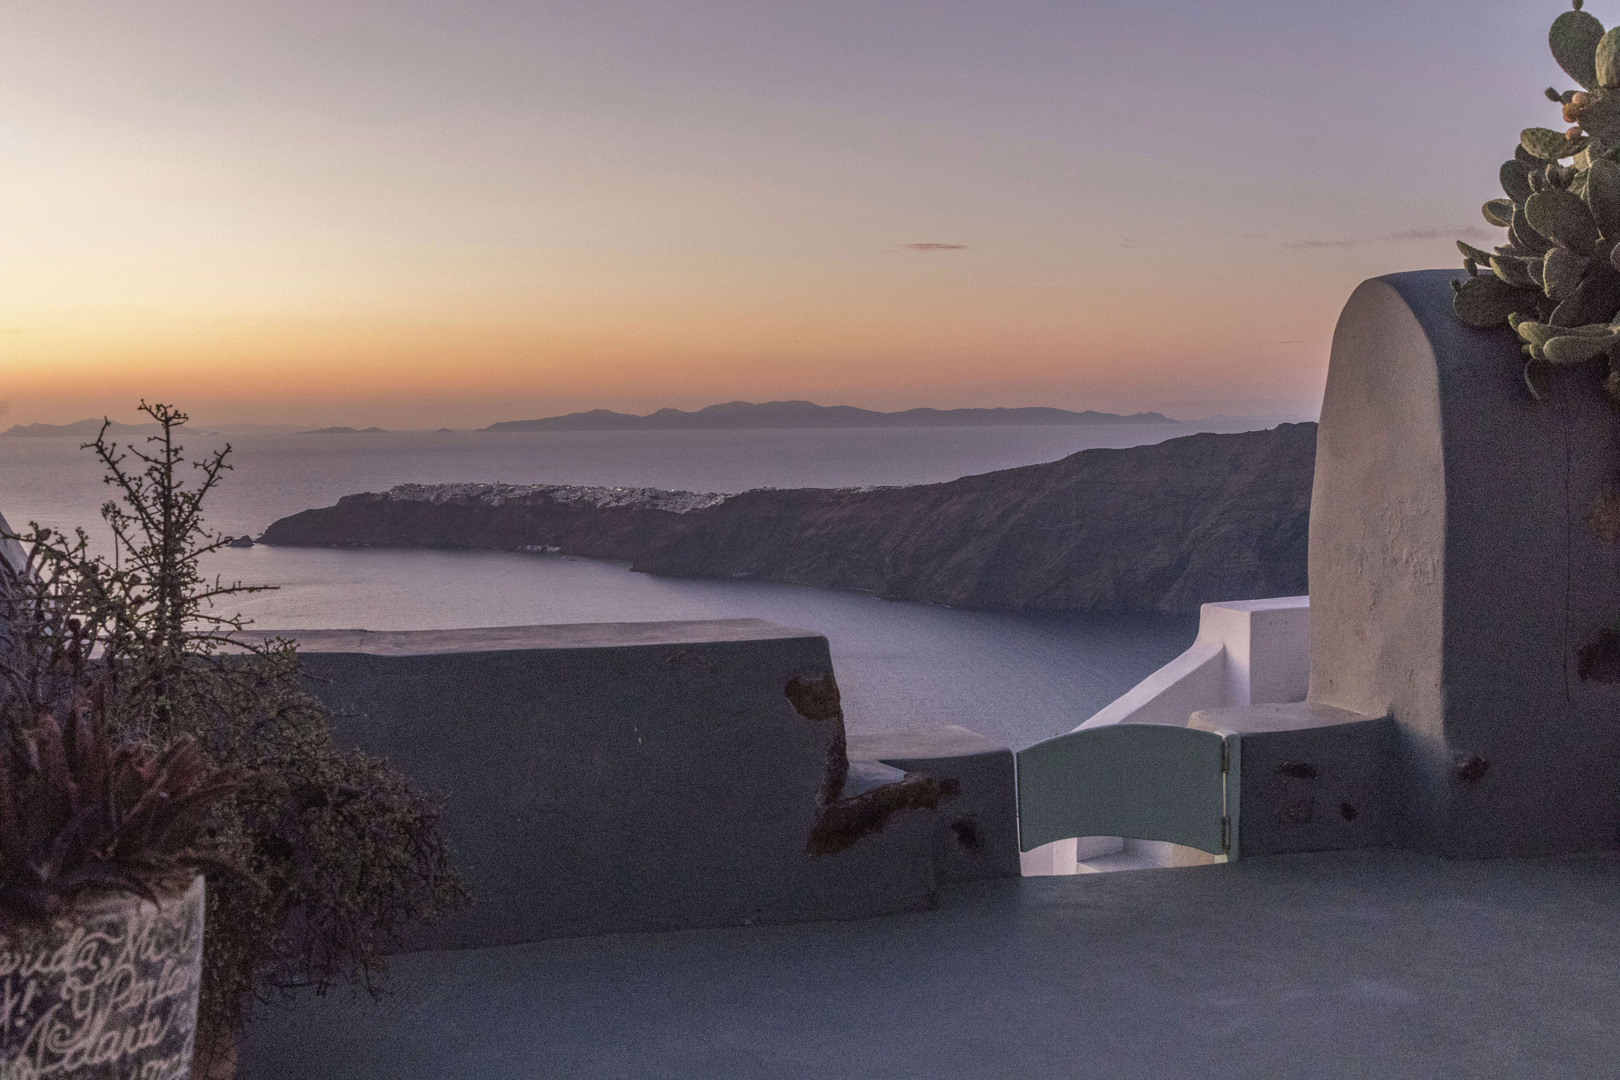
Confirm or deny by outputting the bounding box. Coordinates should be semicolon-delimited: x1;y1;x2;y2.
259;424;1317;612
263;482;728;564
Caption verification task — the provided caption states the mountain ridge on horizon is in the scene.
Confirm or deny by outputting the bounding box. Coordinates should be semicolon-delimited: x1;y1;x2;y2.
2;403;1319;439
0;419;308;438
1;419;189;439
481;400;1175;433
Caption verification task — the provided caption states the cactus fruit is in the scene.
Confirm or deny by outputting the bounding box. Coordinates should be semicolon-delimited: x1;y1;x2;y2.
1454;1;1620;403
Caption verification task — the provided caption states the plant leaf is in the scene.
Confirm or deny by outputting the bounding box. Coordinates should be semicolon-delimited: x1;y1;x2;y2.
1454;275;1541;328
1550;266;1620;324
1526;188;1601;254
1553;8;1606;90
1525;358;1553;400
1483;199;1514;227
1544;332;1616;363
1599;26;1620;88
1513;202;1555;254
1489;255;1538;289
1522;127;1591;161
1587;157;1620;234
1544;246;1591;300
1501;158;1535;202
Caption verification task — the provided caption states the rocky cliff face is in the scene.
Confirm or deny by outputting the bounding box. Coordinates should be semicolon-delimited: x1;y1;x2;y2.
259;424;1317;612
260;482;725;563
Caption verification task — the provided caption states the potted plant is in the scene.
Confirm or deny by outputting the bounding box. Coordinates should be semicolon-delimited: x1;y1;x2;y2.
0;402;466;1078
0;681;234;1078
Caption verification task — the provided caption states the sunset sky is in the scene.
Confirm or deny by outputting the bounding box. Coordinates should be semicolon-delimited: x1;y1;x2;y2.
0;0;1583;428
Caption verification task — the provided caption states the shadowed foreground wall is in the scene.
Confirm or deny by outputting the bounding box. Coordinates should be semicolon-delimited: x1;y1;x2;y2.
261;619;1015;948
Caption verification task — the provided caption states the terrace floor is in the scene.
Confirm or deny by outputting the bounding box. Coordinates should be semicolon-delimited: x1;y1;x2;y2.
243;848;1620;1080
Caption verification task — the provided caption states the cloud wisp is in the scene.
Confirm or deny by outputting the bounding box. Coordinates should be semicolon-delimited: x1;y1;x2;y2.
1388;226;1492;242
900;243;967;252
1282;225;1493;251
1282;238;1355;250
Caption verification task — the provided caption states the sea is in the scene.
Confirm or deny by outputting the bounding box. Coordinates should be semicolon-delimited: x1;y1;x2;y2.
0;421;1288;748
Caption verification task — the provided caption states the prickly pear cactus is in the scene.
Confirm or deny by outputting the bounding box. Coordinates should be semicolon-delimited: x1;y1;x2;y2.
1454;0;1620;402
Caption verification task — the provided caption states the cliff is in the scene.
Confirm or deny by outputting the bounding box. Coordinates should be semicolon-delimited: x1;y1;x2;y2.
261;483;727;564
259;424;1317;612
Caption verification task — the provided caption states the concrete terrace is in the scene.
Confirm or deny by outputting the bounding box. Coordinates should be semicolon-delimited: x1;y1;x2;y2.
238;273;1620;1078
245;848;1620;1080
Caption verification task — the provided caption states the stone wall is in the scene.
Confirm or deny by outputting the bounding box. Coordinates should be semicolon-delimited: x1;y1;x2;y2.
260;619;1014;948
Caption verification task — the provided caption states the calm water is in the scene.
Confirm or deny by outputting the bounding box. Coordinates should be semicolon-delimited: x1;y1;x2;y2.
0;421;1287;538
0;424;1224;747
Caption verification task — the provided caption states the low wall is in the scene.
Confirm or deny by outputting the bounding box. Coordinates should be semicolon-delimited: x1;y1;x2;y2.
269;619;957;948
1190;703;1399;857
847;725;1021;883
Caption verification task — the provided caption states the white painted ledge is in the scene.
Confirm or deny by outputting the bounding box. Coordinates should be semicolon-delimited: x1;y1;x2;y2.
1020;595;1309;876
1075;596;1310;732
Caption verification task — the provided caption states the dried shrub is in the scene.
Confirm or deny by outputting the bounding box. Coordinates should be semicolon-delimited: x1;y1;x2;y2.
0;402;466;1062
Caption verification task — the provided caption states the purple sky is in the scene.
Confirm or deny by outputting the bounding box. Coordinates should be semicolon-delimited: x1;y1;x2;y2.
1;0;1582;426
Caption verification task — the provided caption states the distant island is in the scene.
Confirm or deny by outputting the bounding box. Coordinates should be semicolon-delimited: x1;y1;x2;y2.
2;419;310;437
481;400;1174;433
2;419;174;438
6;404;1184;439
260;424;1316;613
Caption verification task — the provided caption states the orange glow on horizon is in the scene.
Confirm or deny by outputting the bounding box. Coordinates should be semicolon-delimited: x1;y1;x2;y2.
4;0;1527;428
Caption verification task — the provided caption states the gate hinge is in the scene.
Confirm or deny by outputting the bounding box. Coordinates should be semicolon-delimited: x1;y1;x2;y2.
1220;740;1230;774
1221;815;1231;853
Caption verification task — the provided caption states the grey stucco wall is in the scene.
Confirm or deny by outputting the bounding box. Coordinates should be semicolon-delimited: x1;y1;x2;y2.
1308;274;1450;851
277;619;942;948
1192;704;1399;858
1309;269;1620;857
0;512;23;578
847;725;1021;882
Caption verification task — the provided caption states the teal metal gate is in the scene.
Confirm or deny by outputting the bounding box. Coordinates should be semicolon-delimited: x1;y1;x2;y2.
1015;724;1241;859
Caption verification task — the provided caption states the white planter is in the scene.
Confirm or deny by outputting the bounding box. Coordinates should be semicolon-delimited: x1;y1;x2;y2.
0;873;205;1080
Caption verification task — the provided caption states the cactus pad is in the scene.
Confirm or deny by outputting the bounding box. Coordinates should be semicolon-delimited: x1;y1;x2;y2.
1553;8;1607;88
1522;126;1591;160
1454;274;1542;328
